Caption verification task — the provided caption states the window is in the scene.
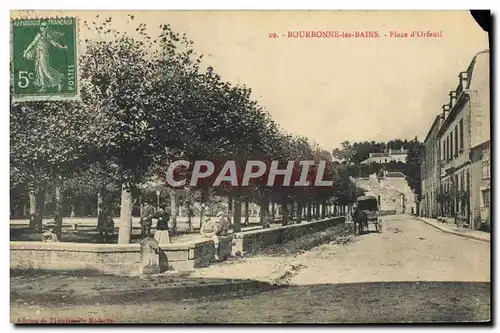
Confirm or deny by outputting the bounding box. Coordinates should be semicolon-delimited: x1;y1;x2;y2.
448;133;453;160
459;119;464;150
441;140;445;161
482;161;490;179
454;126;459;156
447;135;451;160
445;137;448;161
482;189;490;208
450;132;453;160
482;147;490;180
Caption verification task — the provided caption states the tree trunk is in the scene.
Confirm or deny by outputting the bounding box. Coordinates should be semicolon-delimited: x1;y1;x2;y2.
281;202;289;226
118;183;134;244
186;201;192;231
97;190;104;215
53;183;63;241
296;202;302;224
259;196;268;227
233;196;242;232
169;188;178;231
35;189;45;232
28;189;37;229
227;194;233;224
23;200;29;217
307;201;312;221
271;201;276;222
244;198;249;226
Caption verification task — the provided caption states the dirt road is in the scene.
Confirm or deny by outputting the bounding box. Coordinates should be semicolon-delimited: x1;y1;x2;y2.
11;215;491;323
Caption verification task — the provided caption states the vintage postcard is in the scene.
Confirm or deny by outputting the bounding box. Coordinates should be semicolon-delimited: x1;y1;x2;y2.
9;10;491;324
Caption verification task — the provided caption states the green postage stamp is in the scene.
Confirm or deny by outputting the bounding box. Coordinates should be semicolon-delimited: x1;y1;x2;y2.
11;17;79;102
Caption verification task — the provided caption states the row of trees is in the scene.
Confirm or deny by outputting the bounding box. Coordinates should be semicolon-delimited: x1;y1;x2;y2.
10;16;364;244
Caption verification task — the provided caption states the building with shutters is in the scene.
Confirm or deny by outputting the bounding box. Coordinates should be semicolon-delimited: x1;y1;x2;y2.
421;49;490;230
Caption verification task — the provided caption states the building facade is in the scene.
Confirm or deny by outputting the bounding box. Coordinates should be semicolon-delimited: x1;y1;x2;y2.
420;115;442;218
420;50;490;230
470;141;490;230
361;147;408;164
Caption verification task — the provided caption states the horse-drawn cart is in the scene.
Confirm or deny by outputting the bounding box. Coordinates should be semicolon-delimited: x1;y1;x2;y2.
353;195;383;235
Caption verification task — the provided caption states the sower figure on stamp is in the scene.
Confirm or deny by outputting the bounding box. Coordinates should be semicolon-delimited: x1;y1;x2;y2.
22;22;67;93
141;200;155;238
200;211;231;261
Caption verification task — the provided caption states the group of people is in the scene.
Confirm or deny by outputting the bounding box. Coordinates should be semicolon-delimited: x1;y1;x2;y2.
98;199;233;243
140;200;171;238
97;204;114;242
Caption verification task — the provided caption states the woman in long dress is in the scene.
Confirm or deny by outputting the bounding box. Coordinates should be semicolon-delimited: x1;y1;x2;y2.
22;22;67;92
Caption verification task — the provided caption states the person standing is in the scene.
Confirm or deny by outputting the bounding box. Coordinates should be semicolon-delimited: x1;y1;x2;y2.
154;207;171;244
200;211;231;261
156;207;170;231
141;200;155;238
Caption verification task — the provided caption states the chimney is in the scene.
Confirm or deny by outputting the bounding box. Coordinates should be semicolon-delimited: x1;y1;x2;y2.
442;104;450;119
459;71;469;90
449;90;457;109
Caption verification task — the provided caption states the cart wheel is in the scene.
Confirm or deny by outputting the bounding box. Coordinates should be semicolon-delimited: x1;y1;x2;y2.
376;221;383;233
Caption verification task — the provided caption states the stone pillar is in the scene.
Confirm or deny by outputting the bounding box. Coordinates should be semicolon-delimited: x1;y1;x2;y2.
140;237;160;274
233;197;242;232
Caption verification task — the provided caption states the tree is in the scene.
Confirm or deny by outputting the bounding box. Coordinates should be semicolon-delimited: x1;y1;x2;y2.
332;141;353;162
10;91;105;231
405;138;424;215
79;17;205;243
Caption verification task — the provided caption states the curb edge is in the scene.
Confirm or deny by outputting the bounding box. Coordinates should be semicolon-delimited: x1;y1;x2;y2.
415;218;490;243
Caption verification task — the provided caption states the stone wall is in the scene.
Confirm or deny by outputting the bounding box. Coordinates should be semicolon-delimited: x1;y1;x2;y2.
10;240;217;275
10;218;344;274
232;216;345;255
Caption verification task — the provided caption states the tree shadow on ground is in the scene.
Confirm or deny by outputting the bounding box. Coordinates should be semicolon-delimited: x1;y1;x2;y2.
10;270;491;323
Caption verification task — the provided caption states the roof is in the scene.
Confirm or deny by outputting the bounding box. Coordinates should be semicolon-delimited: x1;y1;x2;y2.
423;114;442;143
390;150;408;155
357;195;378;201
385;172;405;178
437;49;489;137
369;153;389;157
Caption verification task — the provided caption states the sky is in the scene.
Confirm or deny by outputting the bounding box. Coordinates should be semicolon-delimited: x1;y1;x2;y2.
12;10;489;151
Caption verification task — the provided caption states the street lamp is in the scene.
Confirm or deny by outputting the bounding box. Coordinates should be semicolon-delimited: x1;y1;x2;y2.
156;190;161;209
